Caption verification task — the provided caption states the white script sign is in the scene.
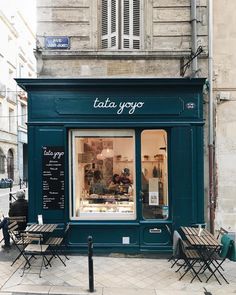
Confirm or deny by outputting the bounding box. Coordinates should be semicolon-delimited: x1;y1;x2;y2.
93;98;144;114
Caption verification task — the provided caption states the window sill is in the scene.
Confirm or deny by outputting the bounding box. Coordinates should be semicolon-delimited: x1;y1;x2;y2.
40;49;207;60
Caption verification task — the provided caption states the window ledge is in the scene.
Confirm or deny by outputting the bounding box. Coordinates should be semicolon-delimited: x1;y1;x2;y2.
40;49;208;60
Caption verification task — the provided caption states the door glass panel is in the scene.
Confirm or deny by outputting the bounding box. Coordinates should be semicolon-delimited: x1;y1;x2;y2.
70;129;136;220
141;130;169;219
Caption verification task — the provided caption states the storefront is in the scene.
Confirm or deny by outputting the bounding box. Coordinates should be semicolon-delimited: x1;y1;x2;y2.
16;78;206;253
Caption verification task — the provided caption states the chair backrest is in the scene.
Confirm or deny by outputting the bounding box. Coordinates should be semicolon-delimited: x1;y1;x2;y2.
8;221;21;241
8;221;19;233
22;232;43;244
217;227;228;240
8;216;26;223
8;216;27;233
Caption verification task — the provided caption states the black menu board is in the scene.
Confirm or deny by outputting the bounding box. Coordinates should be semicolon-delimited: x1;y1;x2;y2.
42;146;65;210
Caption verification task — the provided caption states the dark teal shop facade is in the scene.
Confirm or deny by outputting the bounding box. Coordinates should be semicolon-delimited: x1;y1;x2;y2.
17;78;206;253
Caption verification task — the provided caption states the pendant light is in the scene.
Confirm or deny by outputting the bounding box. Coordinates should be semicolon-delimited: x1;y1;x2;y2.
101;148;114;158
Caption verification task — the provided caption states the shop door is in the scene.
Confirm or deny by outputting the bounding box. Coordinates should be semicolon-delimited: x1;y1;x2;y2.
139;130;172;250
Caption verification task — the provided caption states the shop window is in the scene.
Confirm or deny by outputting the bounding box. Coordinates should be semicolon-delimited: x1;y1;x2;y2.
0;149;5;173
141;130;169;220
70;129;136;220
101;0;140;49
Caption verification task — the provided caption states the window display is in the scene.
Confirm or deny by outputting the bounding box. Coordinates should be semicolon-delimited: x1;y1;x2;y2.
141;130;169;220
70;130;136;220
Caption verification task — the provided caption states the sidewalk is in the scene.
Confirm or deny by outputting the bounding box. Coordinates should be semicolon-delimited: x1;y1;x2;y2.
0;246;235;295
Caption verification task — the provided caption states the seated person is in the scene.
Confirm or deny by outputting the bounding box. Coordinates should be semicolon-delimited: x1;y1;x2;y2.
0;190;28;250
119;168;132;194
9;189;28;231
108;174;121;194
89;170;106;195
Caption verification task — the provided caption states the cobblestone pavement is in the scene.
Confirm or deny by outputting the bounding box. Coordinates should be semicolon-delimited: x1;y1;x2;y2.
0;186;236;295
0;246;235;295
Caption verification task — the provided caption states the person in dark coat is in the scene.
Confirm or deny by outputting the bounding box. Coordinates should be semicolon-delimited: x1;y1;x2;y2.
9;190;28;230
0;190;28;250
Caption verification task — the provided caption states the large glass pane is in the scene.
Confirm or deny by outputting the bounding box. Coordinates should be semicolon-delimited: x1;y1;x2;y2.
70;130;136;220
141;130;169;219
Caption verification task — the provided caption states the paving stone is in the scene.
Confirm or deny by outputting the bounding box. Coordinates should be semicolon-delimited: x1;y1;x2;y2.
0;255;235;295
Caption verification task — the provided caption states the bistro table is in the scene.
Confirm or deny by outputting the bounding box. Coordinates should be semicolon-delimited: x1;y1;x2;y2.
25;223;68;267
181;226;222;284
26;224;58;233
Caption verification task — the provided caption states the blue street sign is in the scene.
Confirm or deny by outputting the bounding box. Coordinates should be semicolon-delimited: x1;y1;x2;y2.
45;36;70;49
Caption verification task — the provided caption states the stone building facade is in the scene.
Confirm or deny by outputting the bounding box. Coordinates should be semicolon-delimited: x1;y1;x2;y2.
214;1;236;233
36;0;208;78
0;1;36;183
34;0;235;233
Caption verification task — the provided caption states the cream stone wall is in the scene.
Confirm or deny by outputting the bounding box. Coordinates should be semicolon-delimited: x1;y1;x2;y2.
36;0;208;78
214;1;236;232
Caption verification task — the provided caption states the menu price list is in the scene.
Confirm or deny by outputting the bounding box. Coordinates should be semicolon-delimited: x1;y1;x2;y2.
42;146;65;210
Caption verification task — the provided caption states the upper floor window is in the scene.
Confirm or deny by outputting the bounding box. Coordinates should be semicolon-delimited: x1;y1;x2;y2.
9;108;14;133
21;104;27;126
101;0;140;50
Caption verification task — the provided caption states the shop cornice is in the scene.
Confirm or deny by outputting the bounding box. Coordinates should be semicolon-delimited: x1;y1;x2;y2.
16;77;206;91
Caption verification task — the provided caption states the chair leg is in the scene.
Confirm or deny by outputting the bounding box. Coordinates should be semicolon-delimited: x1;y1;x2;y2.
180;259;202;283
49;246;67;266
39;256;44;278
21;258;31;277
206;259;229;284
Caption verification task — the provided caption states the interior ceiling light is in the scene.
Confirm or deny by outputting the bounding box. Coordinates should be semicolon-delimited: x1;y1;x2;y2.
101;148;114;158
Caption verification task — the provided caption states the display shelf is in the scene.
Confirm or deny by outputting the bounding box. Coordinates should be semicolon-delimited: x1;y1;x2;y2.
115;160;133;163
80;201;134;213
81;203;133;207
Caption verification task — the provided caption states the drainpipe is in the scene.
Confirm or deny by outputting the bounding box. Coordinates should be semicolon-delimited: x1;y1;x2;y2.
208;0;215;234
191;0;198;77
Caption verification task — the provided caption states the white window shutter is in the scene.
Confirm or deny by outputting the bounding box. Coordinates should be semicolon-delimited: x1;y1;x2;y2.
132;0;140;49
101;0;109;48
101;0;118;49
122;0;140;49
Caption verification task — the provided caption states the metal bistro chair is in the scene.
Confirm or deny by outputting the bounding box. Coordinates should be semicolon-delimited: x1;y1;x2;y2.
169;230;192;269
21;232;51;278
8;216;27;234
169;230;183;267
171;232;203;283
200;227;229;275
205;233;234;284
45;223;70;266
8;221;31;267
